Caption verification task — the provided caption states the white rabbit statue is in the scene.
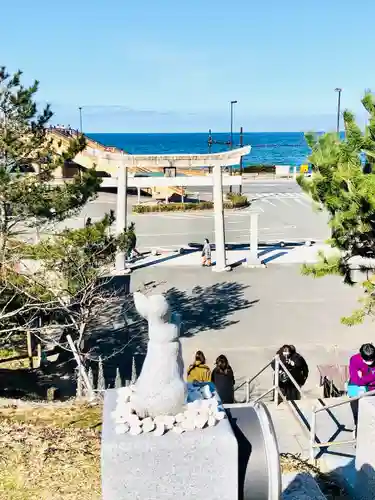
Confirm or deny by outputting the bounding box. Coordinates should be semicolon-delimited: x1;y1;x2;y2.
130;292;186;418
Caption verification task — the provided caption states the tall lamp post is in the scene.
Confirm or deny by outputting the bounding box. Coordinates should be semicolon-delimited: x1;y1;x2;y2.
239;126;244;194
230;100;238;150
229;100;237;193
335;88;342;136
78;106;83;134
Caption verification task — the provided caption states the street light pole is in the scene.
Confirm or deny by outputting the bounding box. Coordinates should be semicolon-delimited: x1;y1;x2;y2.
230;100;237;150
229;100;237;193
335;88;342;136
78;106;83;134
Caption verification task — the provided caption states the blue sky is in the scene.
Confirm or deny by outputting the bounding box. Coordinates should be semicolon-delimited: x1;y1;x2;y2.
1;0;374;132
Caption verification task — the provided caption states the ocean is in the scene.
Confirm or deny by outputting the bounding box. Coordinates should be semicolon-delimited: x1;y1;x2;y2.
87;132;310;167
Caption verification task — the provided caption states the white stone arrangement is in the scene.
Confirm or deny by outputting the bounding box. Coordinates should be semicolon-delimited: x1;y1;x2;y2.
112;384;226;436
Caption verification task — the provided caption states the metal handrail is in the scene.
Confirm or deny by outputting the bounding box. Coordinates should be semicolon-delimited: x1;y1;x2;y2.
278;357;305;398
234;355;304;404
247;359;274;387
315;386;375;413
233;359;274;403
310;385;375;460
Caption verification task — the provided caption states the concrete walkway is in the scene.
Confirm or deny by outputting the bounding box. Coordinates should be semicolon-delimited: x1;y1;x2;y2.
131;265;374;396
128;243;338;270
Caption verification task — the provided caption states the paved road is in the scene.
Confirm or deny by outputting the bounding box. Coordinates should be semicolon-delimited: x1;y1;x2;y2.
56;179;329;251
188;177;302;200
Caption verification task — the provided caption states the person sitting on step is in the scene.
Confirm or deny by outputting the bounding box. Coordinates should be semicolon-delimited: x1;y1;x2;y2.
187;351;211;383
211;354;235;404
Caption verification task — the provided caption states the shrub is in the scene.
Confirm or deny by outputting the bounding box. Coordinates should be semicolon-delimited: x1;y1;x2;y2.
225;192;249;208
132;202;214;213
242;165;276;173
132;195;249;213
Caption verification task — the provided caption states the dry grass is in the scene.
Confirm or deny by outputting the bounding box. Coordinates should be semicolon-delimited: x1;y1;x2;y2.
0;402;102;500
0;403;348;499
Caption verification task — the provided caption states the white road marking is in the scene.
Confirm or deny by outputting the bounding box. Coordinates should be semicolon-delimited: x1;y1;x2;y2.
138;227;279;238
261;199;277;207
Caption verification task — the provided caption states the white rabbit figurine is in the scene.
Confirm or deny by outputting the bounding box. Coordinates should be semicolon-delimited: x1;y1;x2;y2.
130;292;186;418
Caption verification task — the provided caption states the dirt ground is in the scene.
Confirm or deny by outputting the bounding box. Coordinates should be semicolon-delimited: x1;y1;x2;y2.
0;400;346;500
0;402;102;500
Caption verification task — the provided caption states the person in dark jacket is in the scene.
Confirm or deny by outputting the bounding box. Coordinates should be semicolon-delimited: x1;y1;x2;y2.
211;354;235;404
272;345;309;401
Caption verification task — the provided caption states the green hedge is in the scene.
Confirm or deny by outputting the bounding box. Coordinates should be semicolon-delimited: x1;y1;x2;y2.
226;192;248;204
133;194;249;213
242;165;276;173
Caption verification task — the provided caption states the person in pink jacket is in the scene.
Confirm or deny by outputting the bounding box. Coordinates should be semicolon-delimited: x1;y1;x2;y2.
348;343;375;435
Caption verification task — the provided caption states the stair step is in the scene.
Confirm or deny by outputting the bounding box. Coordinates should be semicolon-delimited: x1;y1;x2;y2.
262;396;357;463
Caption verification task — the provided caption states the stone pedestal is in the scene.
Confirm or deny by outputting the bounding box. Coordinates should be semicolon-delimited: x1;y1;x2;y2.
101;389;238;500
354;397;375;499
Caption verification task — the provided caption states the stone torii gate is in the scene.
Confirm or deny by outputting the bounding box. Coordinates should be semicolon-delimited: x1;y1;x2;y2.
88;146;251;272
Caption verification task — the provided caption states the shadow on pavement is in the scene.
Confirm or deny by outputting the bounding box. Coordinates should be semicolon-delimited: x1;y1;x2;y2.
164;282;258;338
0;278;257;399
132;248;200;270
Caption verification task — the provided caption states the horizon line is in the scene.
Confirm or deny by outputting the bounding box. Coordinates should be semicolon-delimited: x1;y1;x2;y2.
85;130;312;135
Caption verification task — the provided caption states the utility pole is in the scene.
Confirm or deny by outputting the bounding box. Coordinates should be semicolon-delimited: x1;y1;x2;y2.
335;88;342;136
78;106;83;134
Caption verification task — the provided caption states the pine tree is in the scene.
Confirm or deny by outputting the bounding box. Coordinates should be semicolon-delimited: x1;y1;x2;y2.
0;67;101;339
0;68;100;251
298;91;375;324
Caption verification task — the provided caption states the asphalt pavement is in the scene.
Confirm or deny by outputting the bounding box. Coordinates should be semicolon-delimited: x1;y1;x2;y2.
55;178;330;251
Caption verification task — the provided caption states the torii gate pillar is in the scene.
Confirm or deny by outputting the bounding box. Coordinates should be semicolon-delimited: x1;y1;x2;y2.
212;164;227;272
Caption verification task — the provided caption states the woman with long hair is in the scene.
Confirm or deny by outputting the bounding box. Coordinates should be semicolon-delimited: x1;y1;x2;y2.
211;354;235;404
187;350;211;383
272;344;309;401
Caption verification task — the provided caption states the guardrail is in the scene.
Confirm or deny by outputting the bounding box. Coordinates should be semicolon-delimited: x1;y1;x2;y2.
234;355;304;406
309;386;375;461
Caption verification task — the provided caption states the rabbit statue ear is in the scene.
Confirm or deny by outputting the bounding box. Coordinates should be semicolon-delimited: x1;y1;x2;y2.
133;292;150;319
